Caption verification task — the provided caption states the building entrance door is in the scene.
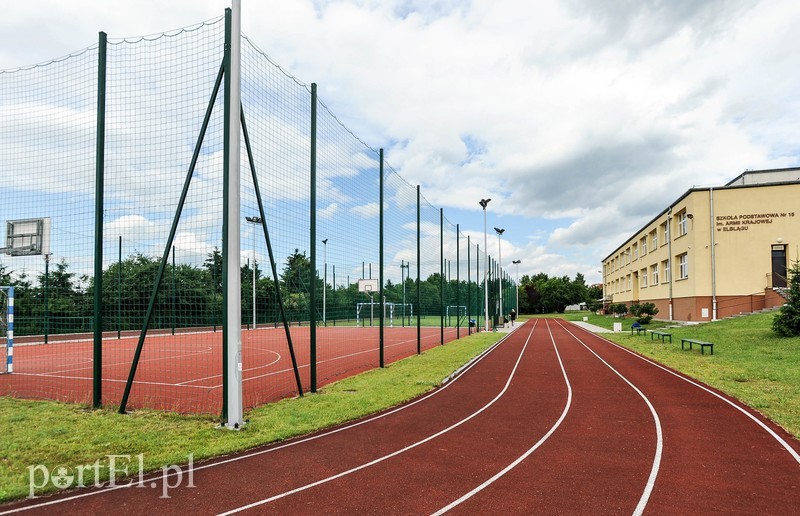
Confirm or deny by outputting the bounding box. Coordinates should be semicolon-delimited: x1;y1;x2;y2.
771;244;787;287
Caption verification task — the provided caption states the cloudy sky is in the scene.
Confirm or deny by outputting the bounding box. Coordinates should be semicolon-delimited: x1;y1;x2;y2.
2;0;799;285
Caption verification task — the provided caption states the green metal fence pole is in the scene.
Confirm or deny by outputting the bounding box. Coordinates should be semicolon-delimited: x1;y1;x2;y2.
456;224;460;339
379;148;385;367
467;235;471;335
440;208;444;345
171;245;175;335
44;255;49;344
309;83;318;392
118;236;121;339
416;185;421;354
92;30;107;408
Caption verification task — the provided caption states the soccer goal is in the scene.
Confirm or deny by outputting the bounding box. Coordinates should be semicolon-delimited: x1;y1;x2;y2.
0;286;13;374
445;305;467;328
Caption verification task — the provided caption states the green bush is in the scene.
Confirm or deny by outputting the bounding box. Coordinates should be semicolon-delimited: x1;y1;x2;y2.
773;260;800;337
611;303;628;317
630;302;659;325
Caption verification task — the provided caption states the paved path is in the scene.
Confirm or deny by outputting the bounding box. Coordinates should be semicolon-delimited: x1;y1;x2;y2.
3;319;798;514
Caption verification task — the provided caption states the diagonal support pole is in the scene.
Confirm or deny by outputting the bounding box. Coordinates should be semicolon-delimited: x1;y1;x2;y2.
119;61;225;414
241;107;304;397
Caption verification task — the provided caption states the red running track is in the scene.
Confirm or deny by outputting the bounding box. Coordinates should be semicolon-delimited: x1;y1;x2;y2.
2;319;798;514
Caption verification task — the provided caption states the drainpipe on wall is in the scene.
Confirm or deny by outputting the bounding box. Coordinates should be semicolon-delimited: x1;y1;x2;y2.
668;207;673;321
710;187;718;320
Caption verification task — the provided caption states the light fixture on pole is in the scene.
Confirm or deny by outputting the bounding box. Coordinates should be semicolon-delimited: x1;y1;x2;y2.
322;238;328;326
494;227;505;327
479;198;491;331
245;216;261;329
400;260;410;327
512;259;521;323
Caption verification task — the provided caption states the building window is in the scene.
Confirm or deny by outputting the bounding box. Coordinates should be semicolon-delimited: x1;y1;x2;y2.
641;268;648;287
651;230;658;250
678;211;688;236
662;259;670;283
632;243;638;260
641;237;648;255
627;274;632;290
678;253;688;279
652;263;659;285
662;220;669;244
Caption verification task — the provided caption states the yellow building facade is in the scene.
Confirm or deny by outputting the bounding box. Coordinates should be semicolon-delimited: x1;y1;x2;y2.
602;168;799;321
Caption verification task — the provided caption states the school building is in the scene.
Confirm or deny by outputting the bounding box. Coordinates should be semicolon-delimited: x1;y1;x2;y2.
602;167;799;322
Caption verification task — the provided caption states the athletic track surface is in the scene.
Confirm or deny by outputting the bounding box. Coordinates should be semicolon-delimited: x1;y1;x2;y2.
3;318;799;514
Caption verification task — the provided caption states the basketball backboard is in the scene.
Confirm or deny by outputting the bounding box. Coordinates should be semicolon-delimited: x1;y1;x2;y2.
358;278;379;293
3;218;51;256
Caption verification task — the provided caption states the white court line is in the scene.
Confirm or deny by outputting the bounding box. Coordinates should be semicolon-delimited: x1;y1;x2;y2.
217;322;540;515
10;372;213;389
555;319;663;516
432;319;572;514
0;324;519;515
568;321;800;465
177;350;282;386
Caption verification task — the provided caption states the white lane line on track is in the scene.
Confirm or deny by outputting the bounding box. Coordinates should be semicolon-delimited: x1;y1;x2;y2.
0;325;521;515
555;320;663;516
568;322;800;465
431;319;573;515
216;322;540;515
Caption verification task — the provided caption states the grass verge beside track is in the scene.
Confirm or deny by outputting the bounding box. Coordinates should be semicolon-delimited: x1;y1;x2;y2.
0;330;503;502
551;311;800;439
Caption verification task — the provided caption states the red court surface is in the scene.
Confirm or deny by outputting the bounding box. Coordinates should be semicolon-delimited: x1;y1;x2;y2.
2;319;798;514
0;325;464;414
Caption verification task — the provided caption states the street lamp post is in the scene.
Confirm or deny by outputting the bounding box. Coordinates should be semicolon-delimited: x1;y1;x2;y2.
400;260;410;327
245;216;261;329
322;238;328;326
512;259;521;325
494;227;505;327
479;198;491;331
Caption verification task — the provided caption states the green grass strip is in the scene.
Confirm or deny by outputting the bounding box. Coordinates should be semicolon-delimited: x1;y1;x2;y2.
0;331;502;502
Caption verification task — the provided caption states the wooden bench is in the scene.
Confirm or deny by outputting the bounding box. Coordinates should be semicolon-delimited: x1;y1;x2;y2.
650;330;672;343
681;338;714;355
630;322;646;335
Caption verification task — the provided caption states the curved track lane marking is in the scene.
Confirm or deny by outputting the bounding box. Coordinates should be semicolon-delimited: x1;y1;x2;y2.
432;319;573;515
217;322;541;515
554;319;663;516
0;327;519;515
567;321;800;464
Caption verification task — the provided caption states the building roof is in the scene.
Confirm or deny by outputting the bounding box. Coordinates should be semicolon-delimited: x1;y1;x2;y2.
602;166;800;262
725;167;800;186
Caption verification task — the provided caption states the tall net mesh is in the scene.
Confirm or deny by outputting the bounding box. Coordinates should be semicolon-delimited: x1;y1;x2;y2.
102;19;227;413
383;165;420;363
0;45;98;403
0;14;511;415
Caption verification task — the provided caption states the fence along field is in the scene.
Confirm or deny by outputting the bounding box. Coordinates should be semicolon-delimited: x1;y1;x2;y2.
0;10;517;421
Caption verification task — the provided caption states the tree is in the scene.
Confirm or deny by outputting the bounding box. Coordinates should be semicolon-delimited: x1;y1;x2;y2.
611;303;628;317
773;260;800;337
630;302;659;324
587;284;603;301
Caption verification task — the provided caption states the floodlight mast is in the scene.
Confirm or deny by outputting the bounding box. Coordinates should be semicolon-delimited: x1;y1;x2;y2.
494;227;505;327
512;259;521;323
479;198;491;331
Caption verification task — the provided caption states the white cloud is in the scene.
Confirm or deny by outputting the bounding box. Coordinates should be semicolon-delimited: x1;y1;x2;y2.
3;0;800;288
